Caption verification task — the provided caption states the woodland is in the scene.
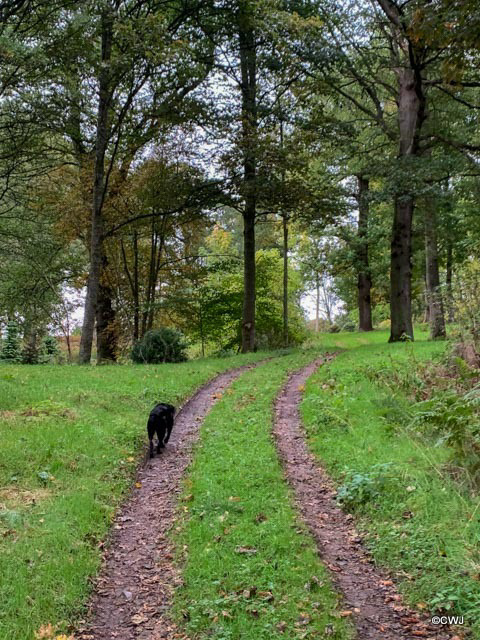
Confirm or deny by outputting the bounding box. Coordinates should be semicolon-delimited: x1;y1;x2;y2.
4;3;480;640
0;0;479;363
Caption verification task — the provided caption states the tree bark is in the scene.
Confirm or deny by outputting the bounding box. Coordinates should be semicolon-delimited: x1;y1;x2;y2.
315;275;320;332
282;212;288;347
96;250;118;362
446;238;454;322
375;1;427;343
388;65;425;342
424;199;446;339
389;194;414;341
79;6;113;363
356;176;373;331
238;1;257;353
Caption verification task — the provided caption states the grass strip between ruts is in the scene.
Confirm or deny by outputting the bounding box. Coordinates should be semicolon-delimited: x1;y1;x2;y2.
0;352;266;640
173;351;354;640
301;332;480;637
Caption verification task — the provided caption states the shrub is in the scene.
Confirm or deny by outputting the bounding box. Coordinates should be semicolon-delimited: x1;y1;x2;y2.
0;321;22;363
336;463;393;511
39;335;60;364
131;328;188;364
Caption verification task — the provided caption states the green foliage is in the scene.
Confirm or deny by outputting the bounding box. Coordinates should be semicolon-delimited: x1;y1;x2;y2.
169;246;307;351
0;321;22;363
336;464;393;510
411;387;480;484
302;331;480;637
21;339;39;365
131;328;188;364
39;335;60;364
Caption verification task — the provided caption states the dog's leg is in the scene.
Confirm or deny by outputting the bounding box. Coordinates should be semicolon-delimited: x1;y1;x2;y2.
156;425;164;453
147;417;156;458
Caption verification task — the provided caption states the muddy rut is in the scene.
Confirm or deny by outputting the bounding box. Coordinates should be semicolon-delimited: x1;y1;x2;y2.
273;356;455;640
78;364;255;640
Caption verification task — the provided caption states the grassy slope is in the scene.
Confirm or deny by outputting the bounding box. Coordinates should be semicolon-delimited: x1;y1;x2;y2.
0;353;265;640
302;329;480;634
173;351;354;640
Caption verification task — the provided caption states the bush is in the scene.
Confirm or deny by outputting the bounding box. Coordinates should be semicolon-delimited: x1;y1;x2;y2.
131;328;188;364
39;335;60;364
336;463;393;511
1;321;22;363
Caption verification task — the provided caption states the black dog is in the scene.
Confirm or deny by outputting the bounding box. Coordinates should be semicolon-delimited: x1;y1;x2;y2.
147;403;175;458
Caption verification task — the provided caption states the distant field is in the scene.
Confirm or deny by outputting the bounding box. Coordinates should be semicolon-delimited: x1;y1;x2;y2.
0;353;265;639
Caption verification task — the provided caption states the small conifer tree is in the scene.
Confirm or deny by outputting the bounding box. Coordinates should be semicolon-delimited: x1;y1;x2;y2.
39;335;60;363
1;321;22;363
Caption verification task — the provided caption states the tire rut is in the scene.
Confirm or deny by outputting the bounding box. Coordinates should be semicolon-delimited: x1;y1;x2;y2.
77;363;257;640
273;356;455;640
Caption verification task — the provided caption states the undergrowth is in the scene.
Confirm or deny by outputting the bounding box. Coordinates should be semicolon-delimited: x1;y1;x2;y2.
302;331;480;636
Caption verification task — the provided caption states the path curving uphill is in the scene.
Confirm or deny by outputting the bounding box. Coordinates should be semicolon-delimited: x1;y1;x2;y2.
78;364;257;640
273;357;454;640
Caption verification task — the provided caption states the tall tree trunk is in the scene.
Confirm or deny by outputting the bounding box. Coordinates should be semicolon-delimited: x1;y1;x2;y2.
282;212;288;347
147;232;165;332
238;1;257;353
390;194;414;341
424;199;446;339
388;66;425;342
446;238;454;323
376;1;426;343
96;250;118;362
133;230;139;341
356;176;373;331
78;7;113;363
120;233;139;343
315;275;320;332
423;275;430;323
142;219;157;337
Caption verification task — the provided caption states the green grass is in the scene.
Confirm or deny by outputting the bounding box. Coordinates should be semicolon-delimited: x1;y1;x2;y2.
173;351;354;640
301;331;480;635
0;353;266;640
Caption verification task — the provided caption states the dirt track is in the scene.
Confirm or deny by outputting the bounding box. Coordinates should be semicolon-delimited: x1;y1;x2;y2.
77;364;255;640
273;356;454;640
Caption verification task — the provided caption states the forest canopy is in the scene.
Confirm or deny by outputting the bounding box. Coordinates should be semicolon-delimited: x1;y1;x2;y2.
1;0;480;363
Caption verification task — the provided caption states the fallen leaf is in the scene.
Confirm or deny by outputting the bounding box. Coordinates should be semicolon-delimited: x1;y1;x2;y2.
235;546;257;554
228;496;241;502
339;610;353;617
135;482;142;489
131;613;148;625
276;621;287;632
221;611;232;618
35;623;56;639
380;580;393;586
296;613;310;626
